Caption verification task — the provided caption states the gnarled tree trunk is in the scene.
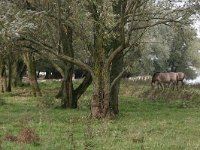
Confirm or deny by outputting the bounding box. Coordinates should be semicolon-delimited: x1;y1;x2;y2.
91;73;113;118
24;52;41;97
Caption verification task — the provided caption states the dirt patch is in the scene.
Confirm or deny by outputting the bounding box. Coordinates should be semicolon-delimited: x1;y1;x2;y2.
17;127;39;144
3;127;39;145
4;134;18;142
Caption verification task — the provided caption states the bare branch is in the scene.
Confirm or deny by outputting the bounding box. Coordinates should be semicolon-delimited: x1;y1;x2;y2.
111;69;126;89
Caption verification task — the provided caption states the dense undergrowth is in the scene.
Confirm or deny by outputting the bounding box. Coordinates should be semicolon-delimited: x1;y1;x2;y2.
1;79;200;149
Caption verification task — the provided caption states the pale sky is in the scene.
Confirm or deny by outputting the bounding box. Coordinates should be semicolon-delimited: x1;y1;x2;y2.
194;20;200;38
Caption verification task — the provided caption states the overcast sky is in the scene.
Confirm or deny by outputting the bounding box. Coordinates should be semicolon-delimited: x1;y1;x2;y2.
194;20;200;38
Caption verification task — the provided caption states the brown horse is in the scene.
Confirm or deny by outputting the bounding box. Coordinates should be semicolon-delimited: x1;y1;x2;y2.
151;72;179;90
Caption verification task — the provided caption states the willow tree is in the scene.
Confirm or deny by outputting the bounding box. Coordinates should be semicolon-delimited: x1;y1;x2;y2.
2;0;200;118
8;0;92;107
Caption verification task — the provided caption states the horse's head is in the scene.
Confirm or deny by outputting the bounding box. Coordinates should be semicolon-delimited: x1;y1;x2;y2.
151;72;160;87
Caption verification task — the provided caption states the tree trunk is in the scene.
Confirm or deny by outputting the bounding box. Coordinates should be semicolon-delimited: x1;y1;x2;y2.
72;72;92;108
56;71;92;108
13;60;25;87
0;62;7;93
61;65;74;108
55;0;93;109
109;0;126;115
91;69;115;119
110;52;123;114
6;57;12;92
24;52;41;97
45;70;52;79
89;2;115;118
56;14;75;108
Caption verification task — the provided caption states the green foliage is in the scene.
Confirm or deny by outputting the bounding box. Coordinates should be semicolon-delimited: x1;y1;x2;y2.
1;0;200;77
125;22;200;76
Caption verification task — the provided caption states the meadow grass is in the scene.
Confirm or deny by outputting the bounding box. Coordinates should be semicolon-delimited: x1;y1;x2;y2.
1;79;200;149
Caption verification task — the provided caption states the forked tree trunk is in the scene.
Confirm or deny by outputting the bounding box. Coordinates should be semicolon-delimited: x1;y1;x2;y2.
56;69;92;109
54;0;93;109
89;3;115;118
59;24;74;108
72;72;92;108
24;52;41;97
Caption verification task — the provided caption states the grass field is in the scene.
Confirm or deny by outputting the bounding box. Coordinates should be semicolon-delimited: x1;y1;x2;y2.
1;79;200;149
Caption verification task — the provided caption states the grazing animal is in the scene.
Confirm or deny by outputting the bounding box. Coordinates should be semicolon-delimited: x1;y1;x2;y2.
151;72;179;90
177;72;186;88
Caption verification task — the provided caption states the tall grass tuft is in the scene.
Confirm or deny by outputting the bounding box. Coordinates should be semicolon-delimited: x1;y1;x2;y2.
84;120;94;150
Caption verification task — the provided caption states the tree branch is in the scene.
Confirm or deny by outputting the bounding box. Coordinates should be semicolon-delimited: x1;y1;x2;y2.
18;37;95;79
111;69;126;89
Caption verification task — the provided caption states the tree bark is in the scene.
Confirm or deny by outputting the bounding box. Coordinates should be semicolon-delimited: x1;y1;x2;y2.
91;69;115;119
0;61;7;93
89;1;118;119
13;60;25;87
6;56;12;92
24;52;41;97
109;0;126;115
60;64;74;108
72;72;92;108
110;52;123;115
56;71;92;108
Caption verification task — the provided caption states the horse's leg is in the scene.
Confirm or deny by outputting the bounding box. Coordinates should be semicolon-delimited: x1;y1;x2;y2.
171;81;178;91
159;82;164;91
167;83;170;89
176;81;179;89
156;81;160;89
168;81;173;90
172;81;175;90
176;80;179;91
181;80;184;89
